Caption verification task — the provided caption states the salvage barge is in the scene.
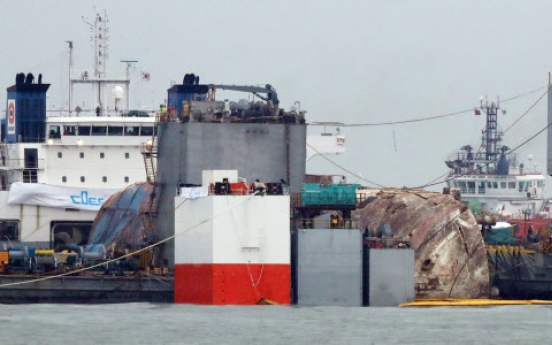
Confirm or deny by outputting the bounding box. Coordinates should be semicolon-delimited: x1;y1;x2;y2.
0;72;308;304
0;274;172;303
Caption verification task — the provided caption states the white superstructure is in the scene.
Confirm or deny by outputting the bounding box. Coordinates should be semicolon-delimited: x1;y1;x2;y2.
446;173;547;216
0;10;154;248
0;116;155;248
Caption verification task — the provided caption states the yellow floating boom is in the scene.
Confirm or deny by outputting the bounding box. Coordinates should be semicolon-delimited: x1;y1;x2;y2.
400;299;552;307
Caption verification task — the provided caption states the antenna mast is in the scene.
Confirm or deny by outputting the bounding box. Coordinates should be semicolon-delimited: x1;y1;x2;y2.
93;10;108;111
479;96;504;168
121;60;138;111
70;9;132;116
66;40;73;115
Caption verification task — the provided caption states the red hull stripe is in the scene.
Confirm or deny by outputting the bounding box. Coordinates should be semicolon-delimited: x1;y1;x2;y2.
174;263;290;305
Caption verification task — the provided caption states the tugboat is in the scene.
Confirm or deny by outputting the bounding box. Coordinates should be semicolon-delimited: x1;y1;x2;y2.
445;97;549;236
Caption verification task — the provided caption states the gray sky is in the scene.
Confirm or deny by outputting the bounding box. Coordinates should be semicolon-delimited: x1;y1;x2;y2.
1;0;551;191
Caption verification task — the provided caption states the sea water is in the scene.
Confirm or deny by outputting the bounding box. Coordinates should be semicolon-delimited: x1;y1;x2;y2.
1;304;551;344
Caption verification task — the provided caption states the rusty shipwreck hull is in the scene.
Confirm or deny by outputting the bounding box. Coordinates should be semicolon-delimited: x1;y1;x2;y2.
354;189;489;299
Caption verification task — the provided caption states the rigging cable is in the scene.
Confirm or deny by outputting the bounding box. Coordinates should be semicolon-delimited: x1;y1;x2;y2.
503;89;548;134
507;120;552;155
308;85;547;128
306;142;386;188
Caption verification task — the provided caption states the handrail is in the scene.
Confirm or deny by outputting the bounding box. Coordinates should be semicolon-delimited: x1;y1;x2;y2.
292;218;360;230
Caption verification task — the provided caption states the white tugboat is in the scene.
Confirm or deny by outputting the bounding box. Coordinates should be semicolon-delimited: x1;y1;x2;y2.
445;98;549;234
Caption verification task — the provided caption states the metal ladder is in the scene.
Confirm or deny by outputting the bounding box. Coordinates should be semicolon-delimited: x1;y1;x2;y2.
142;118;161;184
140;114;165;235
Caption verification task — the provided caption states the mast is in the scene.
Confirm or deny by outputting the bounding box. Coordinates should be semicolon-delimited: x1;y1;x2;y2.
447;97;509;175
478;97;505;172
66;41;73;115
122;60;138;112
93;10;108;113
547;73;552;176
480;97;500;162
70;9;132;116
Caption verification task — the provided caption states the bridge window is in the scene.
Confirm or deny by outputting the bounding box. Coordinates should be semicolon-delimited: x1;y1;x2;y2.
58;152;62;158
80;152;84;159
49;125;61;139
538;181;544;188
102;176;107;183
124;176;129;183
492;182;498;189
80;176;85;183
467;181;475;194
62;176;67;183
63;125;77;136
478;182;485;194
141;126;154;136
500;182;506;189
78;126;91;136
125;153;129;159
508;182;516;189
100;152;104;159
109;126;124;136
125;126;139;136
457;181;467;194
91;126;107;136
519;182;529;192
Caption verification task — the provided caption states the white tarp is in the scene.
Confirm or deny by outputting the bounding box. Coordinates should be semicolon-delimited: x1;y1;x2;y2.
180;186;209;199
7;182;119;211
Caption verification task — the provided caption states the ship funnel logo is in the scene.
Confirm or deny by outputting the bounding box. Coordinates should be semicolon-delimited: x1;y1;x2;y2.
8;102;14;124
7;99;15;135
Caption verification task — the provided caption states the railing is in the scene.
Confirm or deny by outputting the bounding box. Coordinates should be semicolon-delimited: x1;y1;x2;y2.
454;152;492;161
292;218;360;230
0;159;45;170
46;109;156;118
69;69;127;81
